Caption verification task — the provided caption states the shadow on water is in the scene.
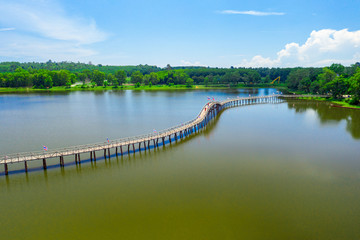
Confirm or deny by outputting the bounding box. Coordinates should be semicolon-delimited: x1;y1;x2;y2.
287;99;360;139
0;109;224;180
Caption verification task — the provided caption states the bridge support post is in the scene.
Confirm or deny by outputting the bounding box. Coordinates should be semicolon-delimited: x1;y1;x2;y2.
120;146;123;156
139;142;141;151
4;163;8;175
24;161;28;172
60;156;64;167
132;144;135;153
156;139;159;147
162;137;165;146
104;149;106;159
175;133;177;140
148;140;150;150
78;154;81;164
75;154;78;163
108;148;110;158
93;151;96;161
115;147;118;156
128;145;130;154
169;135;171;143
90;151;93;161
42;158;47;170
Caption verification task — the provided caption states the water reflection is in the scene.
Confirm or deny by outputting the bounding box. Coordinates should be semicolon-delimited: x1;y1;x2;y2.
1;110;222;180
287;99;360;139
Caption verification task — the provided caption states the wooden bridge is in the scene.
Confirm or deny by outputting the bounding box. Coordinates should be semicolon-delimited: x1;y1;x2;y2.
0;94;326;175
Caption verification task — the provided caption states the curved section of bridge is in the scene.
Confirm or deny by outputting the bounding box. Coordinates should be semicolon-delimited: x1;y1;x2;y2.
0;94;326;175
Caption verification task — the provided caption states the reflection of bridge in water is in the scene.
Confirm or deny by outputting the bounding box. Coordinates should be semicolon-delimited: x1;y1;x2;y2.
0;95;327;175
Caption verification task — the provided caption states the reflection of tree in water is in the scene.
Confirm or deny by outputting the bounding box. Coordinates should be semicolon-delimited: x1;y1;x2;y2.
238;88;260;95
346;113;360;139
247;88;259;95
263;88;270;96
287;100;360;139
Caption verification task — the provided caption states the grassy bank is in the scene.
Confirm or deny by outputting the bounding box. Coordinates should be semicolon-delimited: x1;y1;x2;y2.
297;96;360;109
0;83;283;93
2;84;358;109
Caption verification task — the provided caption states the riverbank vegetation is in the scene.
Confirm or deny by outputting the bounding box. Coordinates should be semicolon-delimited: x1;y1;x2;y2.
286;63;360;106
0;61;359;106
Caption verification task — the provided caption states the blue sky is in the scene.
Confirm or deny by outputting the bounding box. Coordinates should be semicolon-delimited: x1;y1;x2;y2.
0;0;359;67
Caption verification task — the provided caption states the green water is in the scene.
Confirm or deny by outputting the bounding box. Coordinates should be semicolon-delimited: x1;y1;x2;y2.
0;90;359;239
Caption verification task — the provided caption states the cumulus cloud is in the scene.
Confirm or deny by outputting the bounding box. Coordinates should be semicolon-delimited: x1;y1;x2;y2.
239;29;360;67
180;60;203;66
0;0;107;61
220;10;285;16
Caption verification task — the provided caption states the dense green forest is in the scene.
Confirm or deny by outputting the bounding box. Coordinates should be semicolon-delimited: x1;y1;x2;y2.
0;61;359;105
0;61;161;75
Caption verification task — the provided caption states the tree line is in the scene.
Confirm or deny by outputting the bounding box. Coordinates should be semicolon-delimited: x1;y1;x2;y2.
0;66;264;88
0;61;359;105
286;63;360;105
0;61;161;75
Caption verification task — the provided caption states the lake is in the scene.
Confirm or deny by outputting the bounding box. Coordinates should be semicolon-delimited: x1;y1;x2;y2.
0;89;359;239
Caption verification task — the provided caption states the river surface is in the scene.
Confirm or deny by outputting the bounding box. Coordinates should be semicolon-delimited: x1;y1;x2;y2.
0;89;359;239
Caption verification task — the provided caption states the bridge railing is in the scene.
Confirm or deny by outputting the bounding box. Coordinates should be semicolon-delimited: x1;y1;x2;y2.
0;99;220;163
1;94;327;163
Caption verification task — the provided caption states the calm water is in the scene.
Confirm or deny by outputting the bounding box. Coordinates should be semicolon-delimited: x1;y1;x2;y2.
0;89;359;239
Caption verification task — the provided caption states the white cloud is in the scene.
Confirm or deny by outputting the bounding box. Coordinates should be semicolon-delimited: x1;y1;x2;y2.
0;0;107;44
0;33;96;62
220;10;285;16
180;60;203;66
0;0;107;61
239;29;360;67
0;28;15;32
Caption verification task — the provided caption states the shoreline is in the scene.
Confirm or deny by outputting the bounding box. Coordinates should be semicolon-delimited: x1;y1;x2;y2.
2;86;358;110
0;84;285;93
297;96;360;110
